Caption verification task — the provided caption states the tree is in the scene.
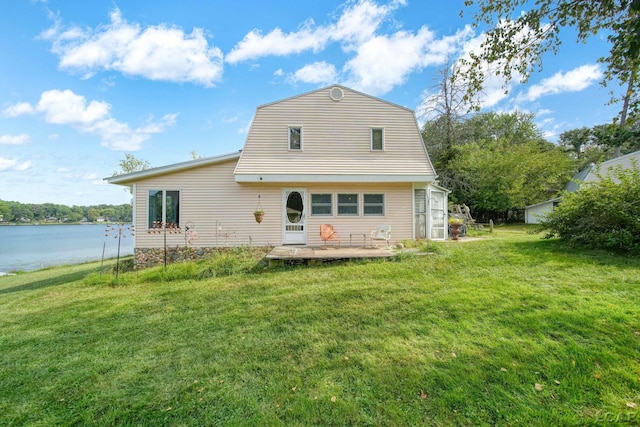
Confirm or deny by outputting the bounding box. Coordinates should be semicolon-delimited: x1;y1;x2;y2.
10;203;33;222
559;121;640;170
113;153;151;176
449;138;573;216
87;208;100;222
0;201;12;222
441;112;574;219
420;59;475;194
112;154;151;194
420;59;469;165
460;0;640;121
189;150;204;160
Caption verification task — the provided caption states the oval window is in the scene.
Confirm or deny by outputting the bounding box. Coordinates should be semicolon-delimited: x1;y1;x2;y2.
286;191;303;223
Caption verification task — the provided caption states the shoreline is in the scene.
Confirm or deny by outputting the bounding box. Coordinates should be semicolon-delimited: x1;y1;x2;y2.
0;254;133;276
0;224;134;274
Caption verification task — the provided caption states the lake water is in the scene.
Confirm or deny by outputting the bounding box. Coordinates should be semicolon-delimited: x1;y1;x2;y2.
0;224;134;274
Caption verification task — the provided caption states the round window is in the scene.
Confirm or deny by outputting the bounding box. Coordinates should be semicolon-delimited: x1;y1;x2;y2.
286;191;303;223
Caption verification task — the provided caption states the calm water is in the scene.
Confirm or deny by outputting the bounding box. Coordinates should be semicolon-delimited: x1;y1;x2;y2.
0;224;134;274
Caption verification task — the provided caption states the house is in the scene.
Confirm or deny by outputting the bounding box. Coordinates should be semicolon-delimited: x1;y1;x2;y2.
525;149;640;224
106;85;448;264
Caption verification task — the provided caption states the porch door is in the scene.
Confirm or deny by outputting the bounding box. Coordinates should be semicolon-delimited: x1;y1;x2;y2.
282;189;306;244
429;189;447;240
414;189;427;239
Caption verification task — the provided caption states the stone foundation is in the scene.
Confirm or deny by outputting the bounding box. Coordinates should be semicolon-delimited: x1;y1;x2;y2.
134;246;220;269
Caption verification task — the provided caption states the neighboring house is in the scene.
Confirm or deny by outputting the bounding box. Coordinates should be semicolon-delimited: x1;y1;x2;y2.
525;149;640;224
106;85;448;263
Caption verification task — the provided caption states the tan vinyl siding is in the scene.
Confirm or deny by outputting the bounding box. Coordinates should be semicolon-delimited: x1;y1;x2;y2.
303;183;413;247
133;159;282;248
235;86;435;178
120;85;442;249
131;159;414;248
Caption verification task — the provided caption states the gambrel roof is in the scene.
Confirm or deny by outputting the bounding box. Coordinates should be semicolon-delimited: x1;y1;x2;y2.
233;85;436;183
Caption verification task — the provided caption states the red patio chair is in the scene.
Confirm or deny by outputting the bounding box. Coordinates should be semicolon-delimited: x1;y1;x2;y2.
320;224;341;248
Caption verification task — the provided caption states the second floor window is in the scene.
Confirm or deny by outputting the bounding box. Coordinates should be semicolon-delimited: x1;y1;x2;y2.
289;126;302;150
371;128;384;150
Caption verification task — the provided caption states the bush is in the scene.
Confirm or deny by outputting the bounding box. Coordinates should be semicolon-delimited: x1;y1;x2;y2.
541;161;640;253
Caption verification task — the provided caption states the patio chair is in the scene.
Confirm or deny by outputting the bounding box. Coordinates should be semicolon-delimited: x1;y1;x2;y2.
320;224;341;248
370;225;391;246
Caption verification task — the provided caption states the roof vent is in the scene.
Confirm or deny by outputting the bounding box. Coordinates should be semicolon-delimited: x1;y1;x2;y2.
329;86;344;101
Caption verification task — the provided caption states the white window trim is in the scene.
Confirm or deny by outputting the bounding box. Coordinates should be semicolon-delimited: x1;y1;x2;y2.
289;126;303;151
371;127;384;151
363;193;385;216
337;193;359;216
148;189;180;229
310;193;333;216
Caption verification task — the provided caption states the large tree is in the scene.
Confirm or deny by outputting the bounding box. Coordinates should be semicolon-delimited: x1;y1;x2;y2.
436;112;574;219
419;58;469;167
461;0;640;121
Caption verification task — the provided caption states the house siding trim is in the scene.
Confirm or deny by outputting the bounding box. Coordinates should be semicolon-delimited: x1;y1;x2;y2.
105;151;242;185
235;174;437;183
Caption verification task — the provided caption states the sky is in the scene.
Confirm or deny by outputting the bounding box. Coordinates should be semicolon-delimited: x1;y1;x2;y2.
0;0;622;206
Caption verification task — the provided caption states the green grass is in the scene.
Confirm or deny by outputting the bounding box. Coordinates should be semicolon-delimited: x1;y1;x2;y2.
1;227;639;426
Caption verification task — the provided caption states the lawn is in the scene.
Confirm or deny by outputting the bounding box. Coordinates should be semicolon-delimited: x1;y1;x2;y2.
0;227;639;426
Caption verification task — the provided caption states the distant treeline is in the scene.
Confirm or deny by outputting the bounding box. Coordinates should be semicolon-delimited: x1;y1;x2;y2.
0;200;132;224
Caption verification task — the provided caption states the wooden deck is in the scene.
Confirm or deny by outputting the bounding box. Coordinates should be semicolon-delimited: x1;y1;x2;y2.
266;245;397;265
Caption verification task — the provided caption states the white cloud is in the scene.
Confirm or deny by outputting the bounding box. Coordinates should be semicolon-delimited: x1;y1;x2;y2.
289;61;338;85
330;0;397;52
42;8;224;86
237;120;251;135
227;0;472;95
520;64;602;102
343;29;430;94
87;114;177;151
0;134;30;145
0;158;32;172
2;102;34;117
6;89;177;151
57;167;71;173
225;0;400;63
226;22;329;64
221;114;241;124
36;89;110;125
345;26;471;95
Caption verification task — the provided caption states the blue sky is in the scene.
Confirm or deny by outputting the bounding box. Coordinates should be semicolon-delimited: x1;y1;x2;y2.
0;0;621;206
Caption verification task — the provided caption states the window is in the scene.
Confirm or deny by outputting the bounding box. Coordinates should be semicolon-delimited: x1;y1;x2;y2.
364;194;385;216
311;193;332;216
371;128;384;150
289;126;302;150
337;193;358;216
148;190;180;228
